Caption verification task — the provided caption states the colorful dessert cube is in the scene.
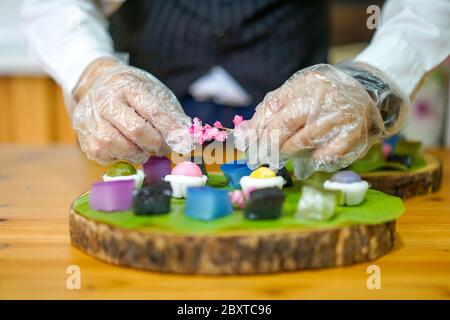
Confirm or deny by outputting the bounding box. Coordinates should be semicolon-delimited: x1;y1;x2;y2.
132;181;172;215
383;134;404;149
220;160;252;189
394;140;425;167
276;167;293;187
387;154;413;168
103;161;144;188
323;170;369;206
184;155;208;176
296;185;337;221
185;186;233;221
106;161;137;176
89;180;135;212
260;164;293;187
240;167;285;192
244;187;285;220
229;190;245;209
143;156;171;185
250;167;276;178
164;161;208;198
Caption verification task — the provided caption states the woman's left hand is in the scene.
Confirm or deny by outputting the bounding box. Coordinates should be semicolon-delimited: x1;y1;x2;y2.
234;63;408;179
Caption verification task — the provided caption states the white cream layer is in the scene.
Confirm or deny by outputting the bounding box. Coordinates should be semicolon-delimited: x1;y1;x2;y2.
239;176;285;192
323;180;369;206
103;170;145;189
164;175;208;198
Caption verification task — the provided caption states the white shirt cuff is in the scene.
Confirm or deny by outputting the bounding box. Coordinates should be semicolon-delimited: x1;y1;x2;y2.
57;48;116;94
355;34;423;98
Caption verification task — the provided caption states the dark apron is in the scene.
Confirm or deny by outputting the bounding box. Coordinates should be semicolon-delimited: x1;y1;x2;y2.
109;0;329;126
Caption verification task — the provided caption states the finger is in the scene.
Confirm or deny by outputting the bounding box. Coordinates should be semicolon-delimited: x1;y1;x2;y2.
262;98;309;145
246;84;295;133
124;82;194;154
235;70;318;152
258;72;332;153
234;84;295;152
73;105;116;164
280;112;344;157
312;118;366;166
100;100;167;155
124;80;189;132
96;118;150;164
75;104;149;164
78;134;115;165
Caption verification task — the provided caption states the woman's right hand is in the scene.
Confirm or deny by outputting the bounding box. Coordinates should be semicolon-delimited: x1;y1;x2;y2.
72;58;194;165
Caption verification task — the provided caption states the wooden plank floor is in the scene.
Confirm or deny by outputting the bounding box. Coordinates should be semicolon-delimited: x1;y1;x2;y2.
0;145;449;299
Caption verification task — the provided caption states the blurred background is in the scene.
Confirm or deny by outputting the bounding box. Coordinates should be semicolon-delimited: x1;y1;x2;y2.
1;0;449;147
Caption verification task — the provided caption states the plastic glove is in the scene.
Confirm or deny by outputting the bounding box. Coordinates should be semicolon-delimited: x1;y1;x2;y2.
234;62;408;180
72;58;194;165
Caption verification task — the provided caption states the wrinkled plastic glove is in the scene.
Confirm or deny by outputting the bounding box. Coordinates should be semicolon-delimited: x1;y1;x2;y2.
72;58;194;165
234;62;408;180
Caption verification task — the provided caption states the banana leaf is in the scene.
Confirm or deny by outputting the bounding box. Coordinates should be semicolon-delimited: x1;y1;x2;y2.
395;140;426;170
349;141;425;173
74;174;404;235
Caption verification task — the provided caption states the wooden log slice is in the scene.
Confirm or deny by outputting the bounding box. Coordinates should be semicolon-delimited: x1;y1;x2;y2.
69;209;396;275
360;153;442;199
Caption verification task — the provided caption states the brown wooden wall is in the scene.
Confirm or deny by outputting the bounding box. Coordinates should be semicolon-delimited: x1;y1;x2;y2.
0;77;76;144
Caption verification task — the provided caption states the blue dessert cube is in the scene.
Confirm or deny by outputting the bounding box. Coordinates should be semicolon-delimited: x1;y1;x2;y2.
185;186;233;221
220;160;252;189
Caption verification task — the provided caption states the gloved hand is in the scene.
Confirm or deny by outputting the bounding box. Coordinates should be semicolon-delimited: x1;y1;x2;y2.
234;62;408;180
72;58;193;165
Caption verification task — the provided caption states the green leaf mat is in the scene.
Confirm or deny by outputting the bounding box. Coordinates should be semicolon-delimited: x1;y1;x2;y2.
349;141;426;173
73;174;404;235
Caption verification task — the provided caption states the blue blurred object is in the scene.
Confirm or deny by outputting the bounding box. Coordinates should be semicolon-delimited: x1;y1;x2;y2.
185;187;233;221
180;95;256;128
383;134;405;150
220;161;252;189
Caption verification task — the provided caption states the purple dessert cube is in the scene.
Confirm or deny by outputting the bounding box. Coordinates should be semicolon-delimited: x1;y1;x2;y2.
143;156;171;185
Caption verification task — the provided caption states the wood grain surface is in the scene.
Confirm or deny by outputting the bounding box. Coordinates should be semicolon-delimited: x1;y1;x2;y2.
0;146;449;299
70;209;396;275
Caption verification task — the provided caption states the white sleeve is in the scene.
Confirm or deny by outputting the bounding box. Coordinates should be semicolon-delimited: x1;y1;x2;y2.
356;0;450;98
20;0;118;94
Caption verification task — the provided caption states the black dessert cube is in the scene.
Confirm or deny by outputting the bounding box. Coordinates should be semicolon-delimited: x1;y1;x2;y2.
244;187;285;220
132;181;172;215
277;167;293;187
260;164;293;187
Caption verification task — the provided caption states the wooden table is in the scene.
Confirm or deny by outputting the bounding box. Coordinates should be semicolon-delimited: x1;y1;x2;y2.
0;145;449;300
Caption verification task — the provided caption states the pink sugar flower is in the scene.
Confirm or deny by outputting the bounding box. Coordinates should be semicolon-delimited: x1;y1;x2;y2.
213;121;223;129
188;117;206;144
193;117;201;124
243;186;257;199
203;124;220;140
229;190;245;209
232;115;245;128
193;132;205;145
189;117;203;134
188;116;246;145
214;130;228;142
